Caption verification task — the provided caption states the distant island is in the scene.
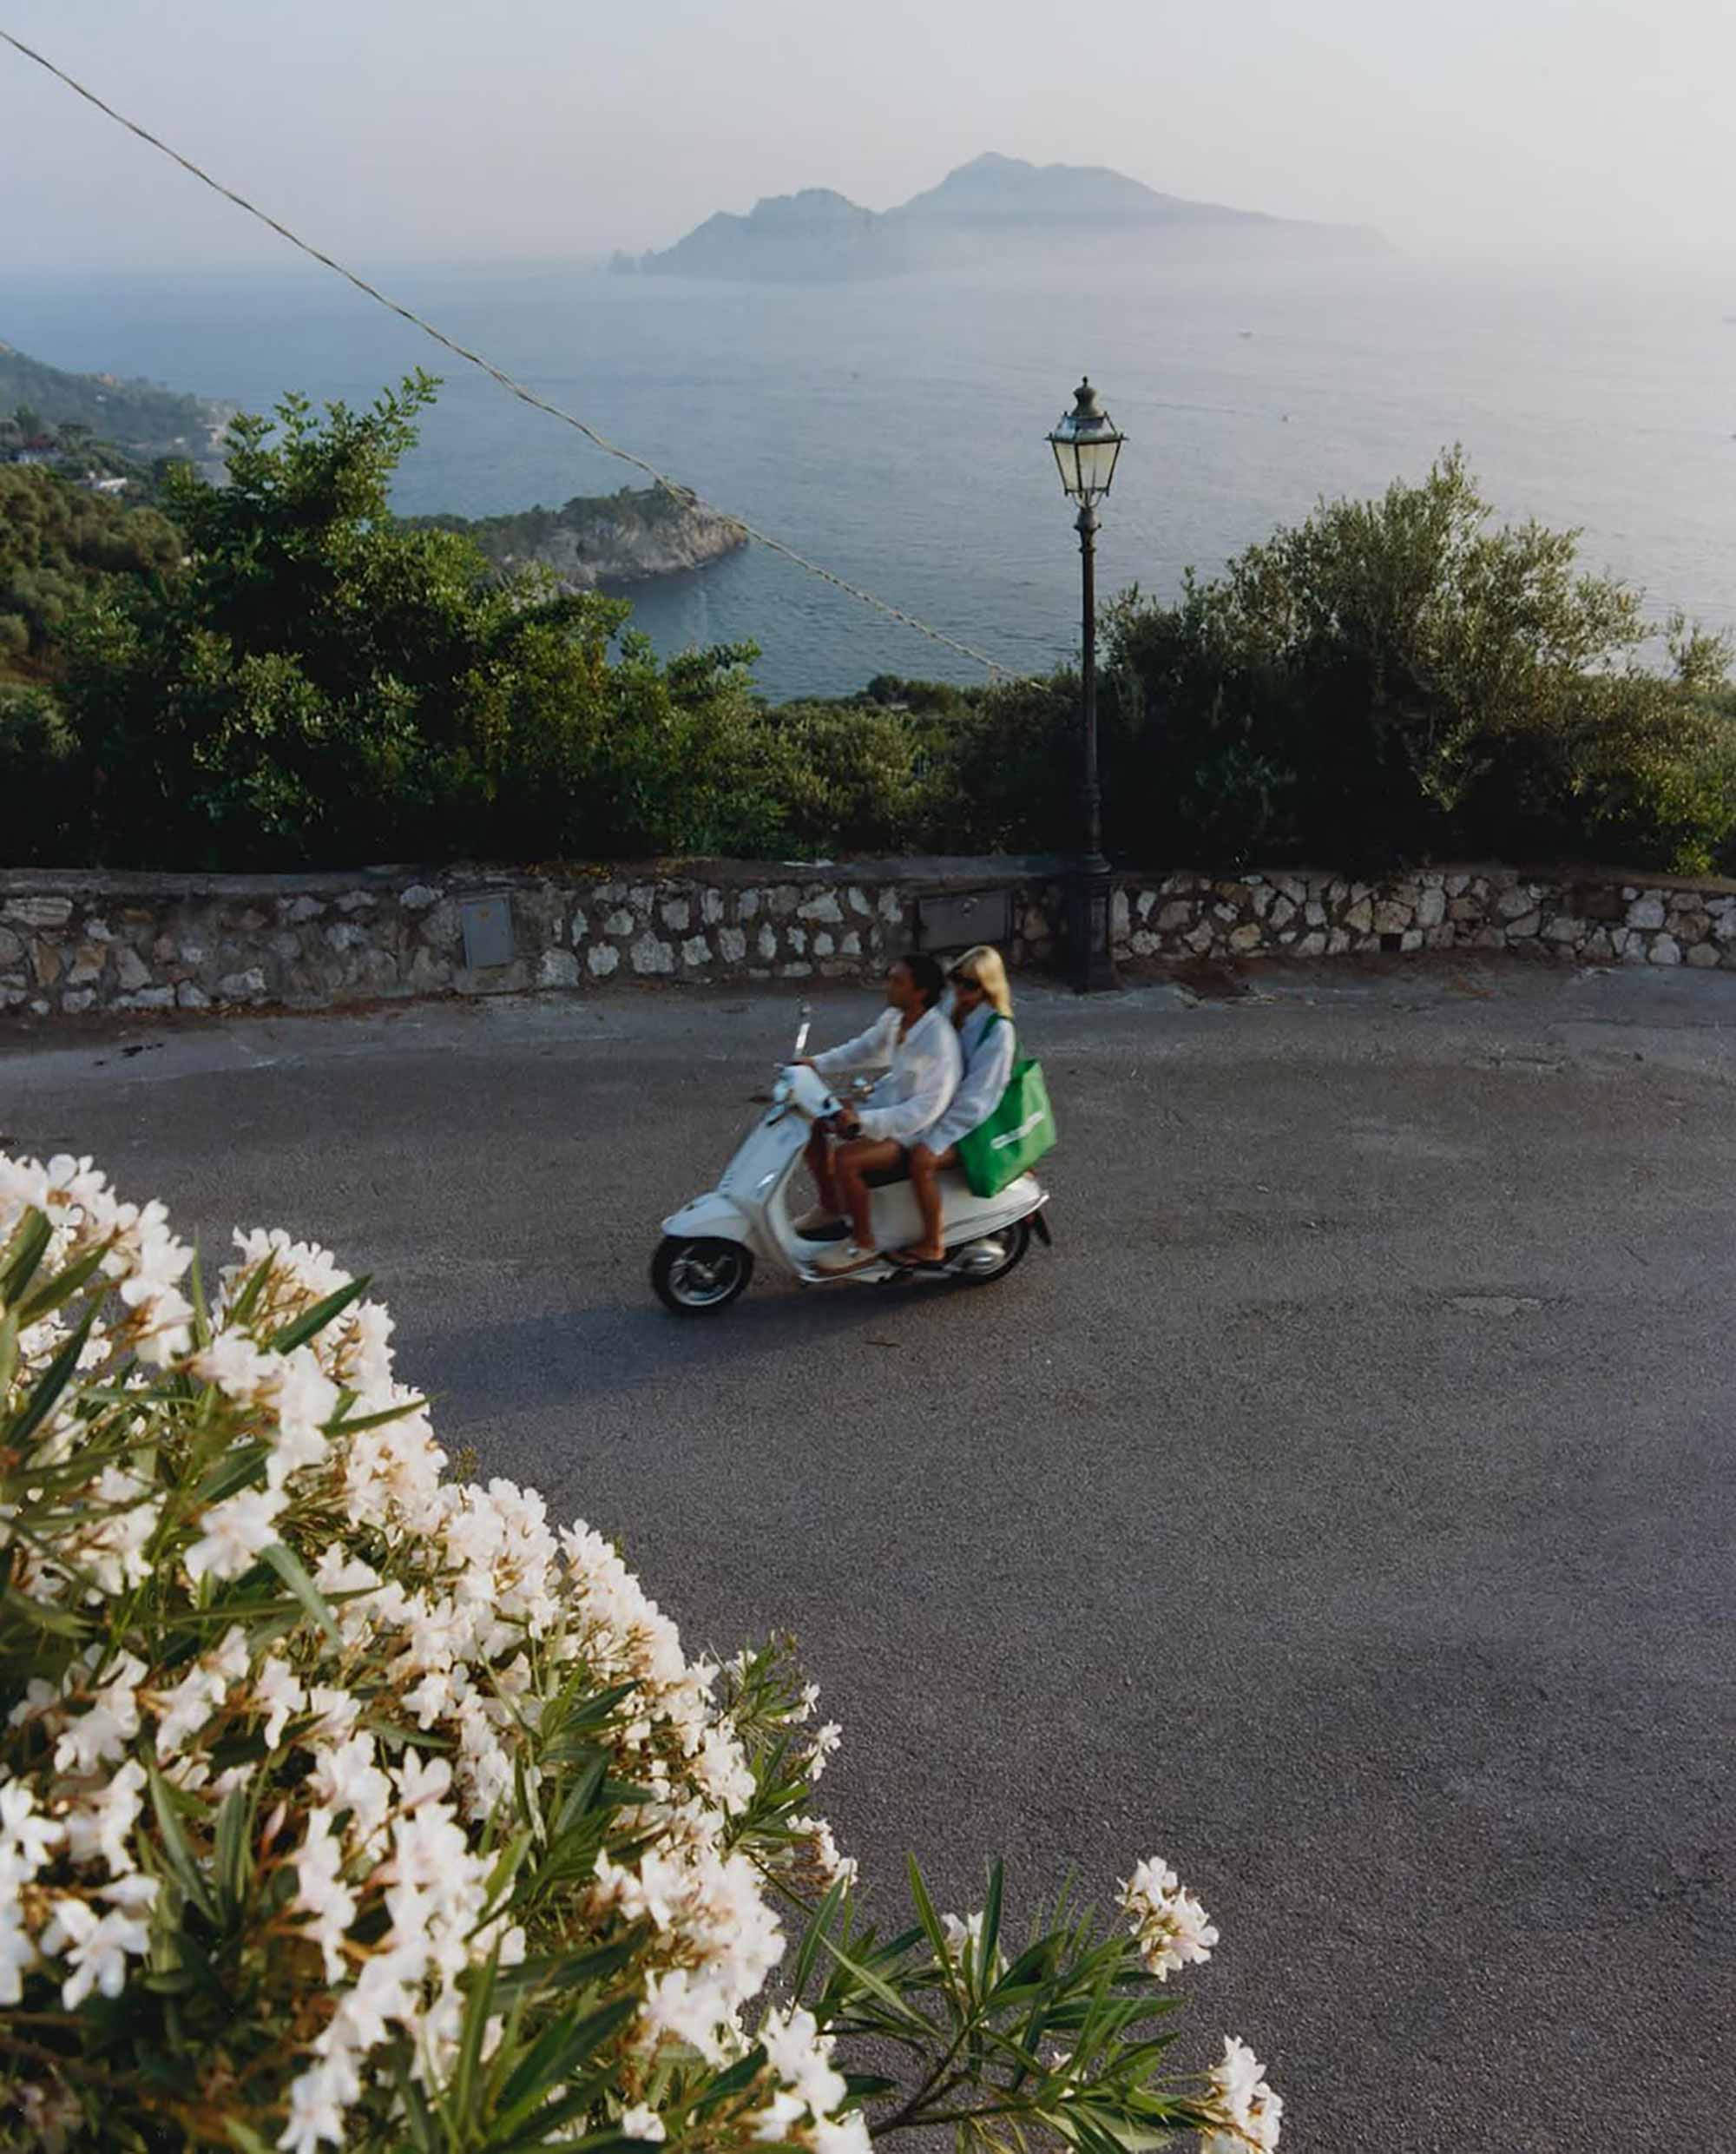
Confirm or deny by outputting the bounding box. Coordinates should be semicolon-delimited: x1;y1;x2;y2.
405;486;747;588
615;150;1387;281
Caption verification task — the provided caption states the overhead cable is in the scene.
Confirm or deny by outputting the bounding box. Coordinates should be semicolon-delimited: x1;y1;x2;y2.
0;28;1019;679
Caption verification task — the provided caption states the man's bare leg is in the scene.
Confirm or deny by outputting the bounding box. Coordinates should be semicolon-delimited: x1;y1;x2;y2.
832;1137;904;1257
799;1127;843;1225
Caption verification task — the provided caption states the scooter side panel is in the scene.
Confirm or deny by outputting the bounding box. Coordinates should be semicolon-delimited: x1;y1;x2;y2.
867;1172;1045;1252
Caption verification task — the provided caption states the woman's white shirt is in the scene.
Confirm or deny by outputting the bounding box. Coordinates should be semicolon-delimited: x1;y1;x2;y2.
925;1005;1016;1154
812;1005;963;1146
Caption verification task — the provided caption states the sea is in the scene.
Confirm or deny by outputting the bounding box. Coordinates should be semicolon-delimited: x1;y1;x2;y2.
7;251;1733;705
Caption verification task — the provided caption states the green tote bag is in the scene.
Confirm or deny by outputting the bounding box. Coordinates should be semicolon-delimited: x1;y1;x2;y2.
957;1019;1058;1198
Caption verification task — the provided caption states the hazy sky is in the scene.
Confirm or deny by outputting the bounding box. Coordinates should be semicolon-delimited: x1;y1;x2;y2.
4;0;1733;273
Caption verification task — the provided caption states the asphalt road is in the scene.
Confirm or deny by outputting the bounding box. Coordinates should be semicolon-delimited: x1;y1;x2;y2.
3;959;1733;2152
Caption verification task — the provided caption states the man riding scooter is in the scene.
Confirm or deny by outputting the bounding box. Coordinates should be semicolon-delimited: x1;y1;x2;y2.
797;952;961;1275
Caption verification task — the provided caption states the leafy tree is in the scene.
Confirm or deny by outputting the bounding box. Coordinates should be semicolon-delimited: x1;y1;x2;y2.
0;685;81;865
0;465;181;685
1100;450;1734;870
58;374;782;868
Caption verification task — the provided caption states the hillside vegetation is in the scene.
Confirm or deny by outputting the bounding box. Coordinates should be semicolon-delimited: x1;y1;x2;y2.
0;340;228;467
3;373;1729;879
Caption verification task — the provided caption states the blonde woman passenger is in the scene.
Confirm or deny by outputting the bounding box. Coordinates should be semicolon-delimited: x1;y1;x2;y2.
896;945;1016;1268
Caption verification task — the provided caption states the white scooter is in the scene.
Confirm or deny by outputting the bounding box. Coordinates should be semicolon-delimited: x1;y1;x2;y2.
651;1003;1052;1315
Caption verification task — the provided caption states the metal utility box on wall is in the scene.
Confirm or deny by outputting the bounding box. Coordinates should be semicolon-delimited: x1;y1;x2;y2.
459;893;514;972
915;888;1014;954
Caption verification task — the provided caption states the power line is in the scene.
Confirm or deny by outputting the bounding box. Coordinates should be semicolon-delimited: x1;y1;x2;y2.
0;27;1021;681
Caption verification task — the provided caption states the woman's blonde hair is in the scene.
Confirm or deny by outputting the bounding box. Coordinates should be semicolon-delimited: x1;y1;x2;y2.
950;944;1013;1018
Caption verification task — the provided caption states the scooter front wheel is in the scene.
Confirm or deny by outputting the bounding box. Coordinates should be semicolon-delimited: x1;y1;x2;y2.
652;1235;754;1316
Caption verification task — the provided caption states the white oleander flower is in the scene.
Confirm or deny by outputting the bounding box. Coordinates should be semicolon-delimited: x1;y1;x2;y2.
40;1879;158;2008
183;1486;287;1583
942;1909;984;1958
0;1903;36;2006
53;1653;148;1775
0;1782;65;1874
759;2004;847;2119
807;1720;843;1782
62;1759;147;1876
621;2103;666;2143
253;1656;309;1749
1119;1854;1219;1980
154;1626;250;1755
1201;2035;1283;2151
786;1814;858;1890
73;1467;161;1597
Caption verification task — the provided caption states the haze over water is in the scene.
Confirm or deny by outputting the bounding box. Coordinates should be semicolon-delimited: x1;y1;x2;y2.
9;249;1733;703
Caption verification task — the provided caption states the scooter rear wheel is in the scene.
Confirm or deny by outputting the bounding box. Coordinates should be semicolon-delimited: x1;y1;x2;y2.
652;1235;754;1315
950;1215;1033;1287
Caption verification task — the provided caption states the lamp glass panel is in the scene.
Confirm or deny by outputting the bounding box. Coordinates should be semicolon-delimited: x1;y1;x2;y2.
1050;435;1082;497
1075;433;1122;497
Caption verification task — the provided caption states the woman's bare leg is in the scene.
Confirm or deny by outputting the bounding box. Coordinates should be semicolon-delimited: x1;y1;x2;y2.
901;1143;955;1262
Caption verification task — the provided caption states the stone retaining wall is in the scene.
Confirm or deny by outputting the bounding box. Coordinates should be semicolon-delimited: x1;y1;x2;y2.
3;859;1733;1018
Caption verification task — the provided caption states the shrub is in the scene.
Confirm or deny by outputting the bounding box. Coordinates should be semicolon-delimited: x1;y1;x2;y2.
760;701;950;856
0;1154;1283;2152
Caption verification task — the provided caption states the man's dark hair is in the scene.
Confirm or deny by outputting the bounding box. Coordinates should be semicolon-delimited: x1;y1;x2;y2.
905;952;946;1009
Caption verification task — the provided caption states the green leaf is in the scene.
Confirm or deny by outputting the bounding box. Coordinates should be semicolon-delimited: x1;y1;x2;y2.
224;1253;276;1333
492;1995;635;2132
4;1304;95;1445
979;1857;1005;1989
906;1854;950;1964
269;1273;369;1354
391;2045;439;2154
550;1750;609;1839
792;1875;846;1999
2;1584;89;1637
147;1760;216;1923
223;2122;273;2154
0;1207;52;1307
451;1946;500;2124
816;1924;930;2030
214;1782;253;1906
0;1310;16;1399
693;2042;767;2115
490;1930;642;2006
15;1242;108;1326
195;1441;272;1506
260;1540;339;1645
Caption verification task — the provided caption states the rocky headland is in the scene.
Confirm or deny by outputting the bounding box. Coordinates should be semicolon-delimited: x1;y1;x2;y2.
407;485;746;587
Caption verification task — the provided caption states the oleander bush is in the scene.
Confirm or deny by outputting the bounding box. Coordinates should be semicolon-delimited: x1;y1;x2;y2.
0;1152;1280;2152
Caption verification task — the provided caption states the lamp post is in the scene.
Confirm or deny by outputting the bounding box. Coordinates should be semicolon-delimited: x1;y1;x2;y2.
1047;377;1125;993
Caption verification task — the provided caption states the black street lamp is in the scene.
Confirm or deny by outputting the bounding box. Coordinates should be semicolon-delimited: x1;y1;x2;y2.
1047;377;1125;993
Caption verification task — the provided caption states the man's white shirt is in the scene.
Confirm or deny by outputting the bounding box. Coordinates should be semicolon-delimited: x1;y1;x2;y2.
811;1005;963;1146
